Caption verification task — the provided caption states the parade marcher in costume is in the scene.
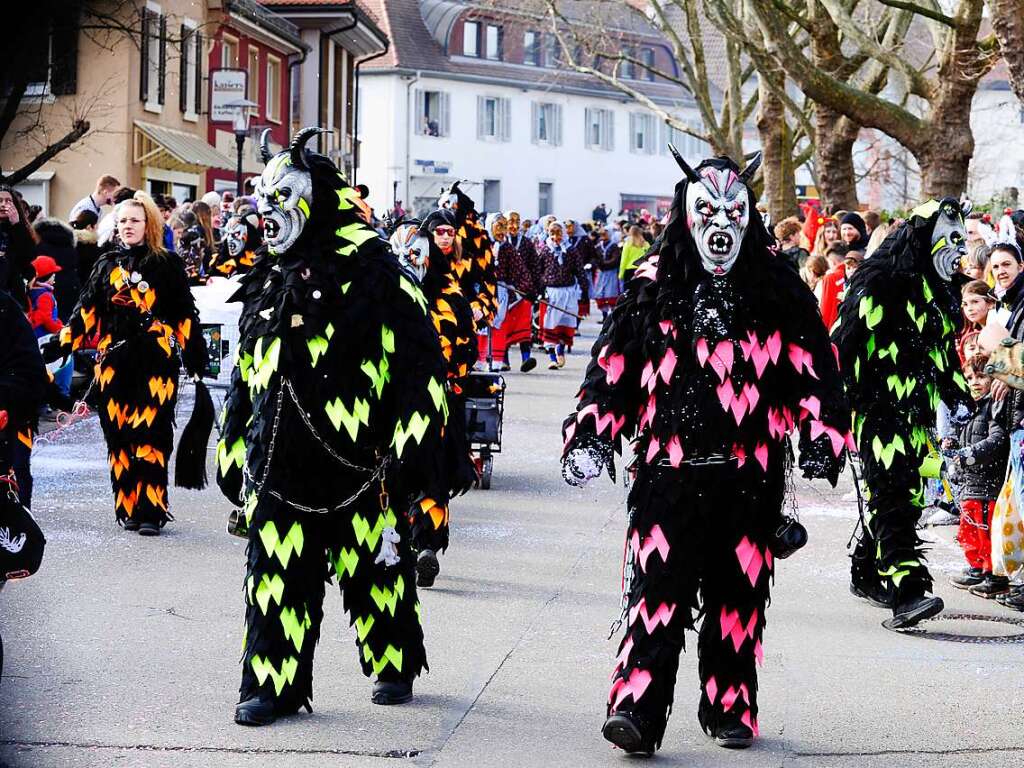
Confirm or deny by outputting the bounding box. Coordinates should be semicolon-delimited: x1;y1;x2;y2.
209;207;262;277
538;220;589;369
0;186;36;311
439;182;497;332
561;151;850;756
480;213;512;371
501;210;540;372
833;198;973;626
390;212;476;587
48;192;211;536
217;128;448;725
593;228;622;319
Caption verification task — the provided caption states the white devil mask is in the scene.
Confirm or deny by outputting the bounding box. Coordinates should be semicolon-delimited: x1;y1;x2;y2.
671;147;760;276
254;127;323;255
390;222;431;280
928;198;970;282
223;213;256;258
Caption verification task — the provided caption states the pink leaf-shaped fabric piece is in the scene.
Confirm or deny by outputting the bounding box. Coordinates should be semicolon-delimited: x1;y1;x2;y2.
766;331;782;362
739;683;750;706
735;535;764;586
705;676;719;705
733;443;747;468
604;353;626;385
714;341;734;372
798;395;821;420
666;436;684;468
640;360;654;391
754;639;764;667
741;708;753;730
645;437;660;463
721;686;739;712
720;606;740;639
730;390;749;425
695;337;710;367
629;599;677;634
610;667;653;710
743;383;760;412
659;319;676;339
658;347;677;384
765;548;774;571
717;379;734;412
612;635;634;677
787;343;819;379
754;443;769;472
631;524;671;571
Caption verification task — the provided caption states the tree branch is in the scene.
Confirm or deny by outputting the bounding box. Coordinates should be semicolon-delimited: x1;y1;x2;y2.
875;0;955;26
2;120;90;185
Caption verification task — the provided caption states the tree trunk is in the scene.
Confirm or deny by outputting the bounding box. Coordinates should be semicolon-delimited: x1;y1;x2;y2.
813;106;859;211
915;90;975;199
991;0;1024;106
756;72;797;221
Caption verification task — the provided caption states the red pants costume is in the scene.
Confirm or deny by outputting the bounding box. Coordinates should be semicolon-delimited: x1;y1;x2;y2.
957;498;994;571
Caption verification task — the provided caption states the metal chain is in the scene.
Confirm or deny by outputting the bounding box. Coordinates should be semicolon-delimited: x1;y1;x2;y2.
282;378;375;474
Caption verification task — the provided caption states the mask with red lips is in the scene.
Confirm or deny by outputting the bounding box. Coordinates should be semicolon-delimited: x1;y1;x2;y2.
685;165;750;276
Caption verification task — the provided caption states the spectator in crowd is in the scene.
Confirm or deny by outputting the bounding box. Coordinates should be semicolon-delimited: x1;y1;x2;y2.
538;220;589;369
26;205;43;225
592;203;609;225
843;249;864;279
0;187;38;310
26;255;63;338
68;174;120;222
960;280;997;358
592;227;621;320
812;216;840;258
964;242;990;281
801;253;829;296
618;224;648;280
863;210;881;235
70;209;100;286
864;222;891;258
774;216;808;272
179;201;215;285
946;354;1010;597
154;195;178;252
98;187;137;248
33;217;79;324
818;242;850;329
839;211;870;252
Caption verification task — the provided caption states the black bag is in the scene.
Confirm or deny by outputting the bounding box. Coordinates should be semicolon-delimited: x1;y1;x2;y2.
0;476;45;580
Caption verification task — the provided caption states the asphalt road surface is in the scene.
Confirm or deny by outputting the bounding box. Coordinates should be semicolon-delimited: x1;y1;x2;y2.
2;319;1022;768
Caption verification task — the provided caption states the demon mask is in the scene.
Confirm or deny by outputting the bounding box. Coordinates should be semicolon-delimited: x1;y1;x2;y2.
390;220;430;280
929;197;970;281
223;209;261;258
254;127;324;255
670;146;760;276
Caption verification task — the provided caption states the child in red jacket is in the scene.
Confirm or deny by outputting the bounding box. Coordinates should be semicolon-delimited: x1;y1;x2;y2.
27;255;63;338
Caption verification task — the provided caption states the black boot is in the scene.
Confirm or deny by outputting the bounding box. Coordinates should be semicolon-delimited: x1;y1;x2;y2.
123;518;141;532
372;677;413;705
416;549;440;588
887;594;943;629
849;579;892;609
712;719;754;749
234;696;277;726
969;573;1010;599
950;567;985;589
601;711;656;757
138;521;161;537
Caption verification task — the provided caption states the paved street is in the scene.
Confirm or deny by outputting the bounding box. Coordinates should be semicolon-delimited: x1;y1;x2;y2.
1;319;1023;768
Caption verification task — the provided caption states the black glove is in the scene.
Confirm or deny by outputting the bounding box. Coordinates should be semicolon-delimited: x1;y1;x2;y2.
798;430;844;487
40;336;66;364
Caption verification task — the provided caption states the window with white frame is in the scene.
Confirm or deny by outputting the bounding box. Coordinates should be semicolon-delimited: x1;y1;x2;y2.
463;21;479;57
266;55;282;122
483;180;501;213
538;182;553;217
416;89;451;137
247;46;260;102
640;48;656;81
221;35;239;68
585;107;614;151
477;96;511;141
140;4;166;108
523;31;539;66
620;49;635;80
486;25;502;61
179;20;199;118
629;112;657;154
543;34;558;67
532;102;562;146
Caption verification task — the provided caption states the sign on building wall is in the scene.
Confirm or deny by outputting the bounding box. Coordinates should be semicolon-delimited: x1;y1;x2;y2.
210;68;248;124
414;159;453;176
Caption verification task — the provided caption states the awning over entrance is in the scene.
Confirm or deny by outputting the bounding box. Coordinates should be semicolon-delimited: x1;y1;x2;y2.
133;120;234;173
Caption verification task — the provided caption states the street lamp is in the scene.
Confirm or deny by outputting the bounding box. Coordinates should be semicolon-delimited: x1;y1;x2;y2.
224;98;259;196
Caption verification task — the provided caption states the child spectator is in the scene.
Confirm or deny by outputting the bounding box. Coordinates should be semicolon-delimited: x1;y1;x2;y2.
774;216;808;272
27;256;63;338
946;355;1010;597
818;242;850;329
960;280;997;361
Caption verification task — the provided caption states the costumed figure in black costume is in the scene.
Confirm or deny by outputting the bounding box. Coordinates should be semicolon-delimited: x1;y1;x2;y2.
833;198;972;627
561;150;851;755
210;207;262;277
439;183;497;333
49;193;211;536
388;211;477;587
217;128;448;726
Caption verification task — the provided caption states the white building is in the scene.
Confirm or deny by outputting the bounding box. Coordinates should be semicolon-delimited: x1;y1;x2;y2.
357;0;706;221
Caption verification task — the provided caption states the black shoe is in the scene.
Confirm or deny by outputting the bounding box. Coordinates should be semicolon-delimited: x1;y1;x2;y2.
714;722;754;749
416;549;440;588
969;574;1010;599
951;567;985;589
123;518;141;532
601;711;655;757
886;594;944;629
234;696;276;726
138;522;161;537
850;580;892;609
998;590;1024;611
520;357;537;373
372;678;413;705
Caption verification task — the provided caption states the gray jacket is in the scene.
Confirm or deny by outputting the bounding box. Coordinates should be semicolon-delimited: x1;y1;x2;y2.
950;396;1009;501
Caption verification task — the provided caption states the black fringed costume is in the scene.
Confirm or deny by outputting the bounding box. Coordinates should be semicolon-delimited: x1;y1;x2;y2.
59;243;207;527
561;155;849;752
405;214;477;558
833;199;972;610
443;183;497;327
216;129;448;717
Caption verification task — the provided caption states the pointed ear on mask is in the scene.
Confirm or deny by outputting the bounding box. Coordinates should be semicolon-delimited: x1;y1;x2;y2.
739;152;762;185
667;144;701;184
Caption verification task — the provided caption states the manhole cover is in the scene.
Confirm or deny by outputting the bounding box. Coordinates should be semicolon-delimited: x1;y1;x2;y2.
884;612;1024;644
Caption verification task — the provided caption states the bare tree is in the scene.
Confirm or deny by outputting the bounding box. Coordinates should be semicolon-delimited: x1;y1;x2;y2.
989;0;1024;106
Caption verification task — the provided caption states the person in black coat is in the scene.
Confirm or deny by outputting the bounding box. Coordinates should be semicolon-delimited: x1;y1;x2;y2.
0;186;37;311
33;217;80;323
839;212;870;253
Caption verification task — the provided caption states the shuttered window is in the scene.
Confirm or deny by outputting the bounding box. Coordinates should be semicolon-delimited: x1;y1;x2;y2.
585;108;614;151
415;89;451;137
629;112;657;154
531;102;562;147
140;5;165;107
477;96;511;142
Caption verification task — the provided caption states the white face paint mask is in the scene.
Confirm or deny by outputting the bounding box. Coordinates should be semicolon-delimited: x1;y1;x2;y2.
254;154;312;256
390;223;430;280
930;199;968;282
685;167;749;275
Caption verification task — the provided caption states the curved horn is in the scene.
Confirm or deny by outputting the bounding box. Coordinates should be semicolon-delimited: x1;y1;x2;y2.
258;128;273;164
667;143;701;184
738;151;763;184
289;126;328;170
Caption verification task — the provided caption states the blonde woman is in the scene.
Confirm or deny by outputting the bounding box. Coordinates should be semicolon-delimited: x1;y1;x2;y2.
52;192;209;535
618;225;649;279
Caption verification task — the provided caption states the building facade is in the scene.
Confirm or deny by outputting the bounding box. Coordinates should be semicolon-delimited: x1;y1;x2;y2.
357;0;706;221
